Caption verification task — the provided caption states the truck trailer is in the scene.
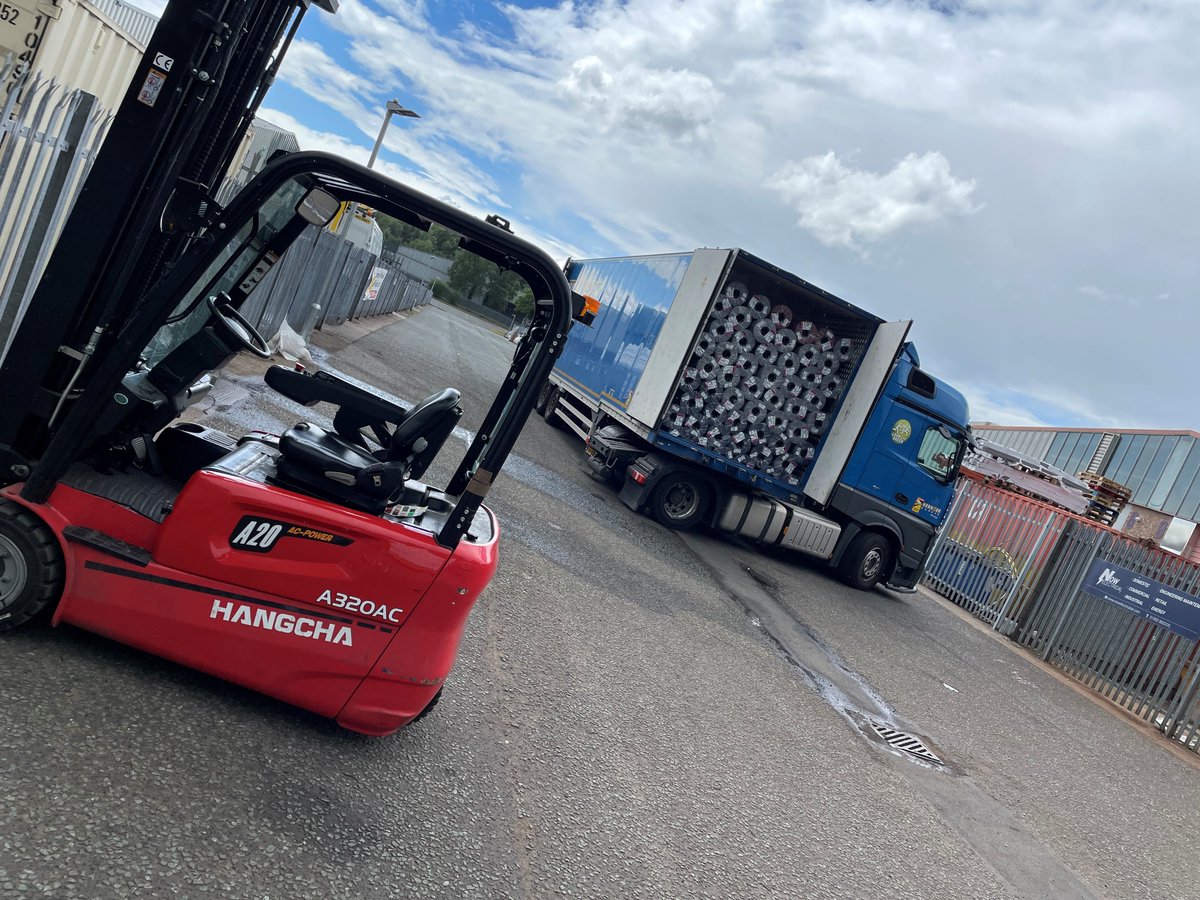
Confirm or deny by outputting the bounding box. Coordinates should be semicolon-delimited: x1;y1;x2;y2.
538;249;971;591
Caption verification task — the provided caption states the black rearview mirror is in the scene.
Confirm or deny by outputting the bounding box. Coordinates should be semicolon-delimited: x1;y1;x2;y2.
296;188;340;227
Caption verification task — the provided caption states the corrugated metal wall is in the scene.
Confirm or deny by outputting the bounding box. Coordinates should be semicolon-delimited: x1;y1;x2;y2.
973;427;1055;459
28;0;153;113
975;427;1200;525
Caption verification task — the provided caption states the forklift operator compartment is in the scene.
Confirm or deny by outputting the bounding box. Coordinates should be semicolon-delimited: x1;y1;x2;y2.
0;152;575;736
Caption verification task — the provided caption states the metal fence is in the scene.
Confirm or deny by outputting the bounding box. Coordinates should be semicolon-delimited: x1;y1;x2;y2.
0;62;110;358
925;476;1200;752
241;226;432;343
0;61;430;361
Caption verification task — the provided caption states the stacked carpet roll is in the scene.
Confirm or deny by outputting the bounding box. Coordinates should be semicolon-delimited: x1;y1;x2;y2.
663;281;859;485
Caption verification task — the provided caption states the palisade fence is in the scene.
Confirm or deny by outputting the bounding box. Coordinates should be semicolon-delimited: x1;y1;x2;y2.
924;475;1200;752
238;225;432;343
0;62;430;363
0;63;110;359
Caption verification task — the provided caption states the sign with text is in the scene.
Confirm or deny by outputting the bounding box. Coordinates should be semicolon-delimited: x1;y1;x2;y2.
1081;559;1200;642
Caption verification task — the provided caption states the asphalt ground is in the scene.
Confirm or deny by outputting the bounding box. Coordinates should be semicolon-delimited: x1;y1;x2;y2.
1;301;1198;899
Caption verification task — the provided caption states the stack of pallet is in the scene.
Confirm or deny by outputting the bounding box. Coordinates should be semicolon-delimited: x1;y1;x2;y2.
1078;472;1132;526
662;281;860;485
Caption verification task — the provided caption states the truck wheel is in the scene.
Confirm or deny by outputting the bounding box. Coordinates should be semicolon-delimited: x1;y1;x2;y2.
541;387;565;428
650;472;709;531
0;499;64;633
534;381;554;415
838;531;892;590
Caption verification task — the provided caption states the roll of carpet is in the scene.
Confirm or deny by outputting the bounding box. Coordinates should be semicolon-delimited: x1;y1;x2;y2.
751;319;775;344
709;318;738;338
754;343;780;364
747;294;772;318
761;387;785;410
758;364;783;391
774;328;798;352
720;386;746;411
778;353;801;377
722;281;751;304
787;422;810;443
729;307;755;329
715;342;739;365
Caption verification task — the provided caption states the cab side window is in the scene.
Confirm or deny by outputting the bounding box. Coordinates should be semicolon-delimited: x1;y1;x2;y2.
916;427;959;481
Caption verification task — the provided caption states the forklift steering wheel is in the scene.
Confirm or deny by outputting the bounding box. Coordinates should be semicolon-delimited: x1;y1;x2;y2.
207;293;271;359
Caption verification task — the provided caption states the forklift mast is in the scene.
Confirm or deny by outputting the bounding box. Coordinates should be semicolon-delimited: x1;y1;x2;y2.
0;0;337;480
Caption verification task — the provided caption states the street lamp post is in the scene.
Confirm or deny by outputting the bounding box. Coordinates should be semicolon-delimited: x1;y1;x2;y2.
338;100;420;244
367;99;420;169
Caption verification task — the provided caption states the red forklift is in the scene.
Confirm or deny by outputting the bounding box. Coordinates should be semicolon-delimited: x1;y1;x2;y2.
0;1;579;734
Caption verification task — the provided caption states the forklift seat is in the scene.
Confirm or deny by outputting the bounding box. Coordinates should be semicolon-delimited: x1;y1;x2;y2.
273;388;462;513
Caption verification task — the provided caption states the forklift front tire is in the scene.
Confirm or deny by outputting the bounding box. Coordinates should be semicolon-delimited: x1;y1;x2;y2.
0;499;65;633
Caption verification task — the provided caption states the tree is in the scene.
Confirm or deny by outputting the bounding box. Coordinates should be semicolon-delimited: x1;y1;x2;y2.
487;269;527;314
447;250;496;301
375;214;462;259
513;285;534;320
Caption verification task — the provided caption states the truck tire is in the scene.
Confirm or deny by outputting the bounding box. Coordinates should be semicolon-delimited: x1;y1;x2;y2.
534;381;554;415
650;472;709;531
0;499;64;633
838;531;892;590
541;386;565;429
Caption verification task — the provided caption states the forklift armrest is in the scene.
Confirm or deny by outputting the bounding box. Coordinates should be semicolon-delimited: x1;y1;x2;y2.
264;365;409;424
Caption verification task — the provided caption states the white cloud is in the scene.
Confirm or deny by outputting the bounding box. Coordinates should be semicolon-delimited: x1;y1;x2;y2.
257;107;583;263
765;151;978;249
269;0;1200;430
558;56;720;141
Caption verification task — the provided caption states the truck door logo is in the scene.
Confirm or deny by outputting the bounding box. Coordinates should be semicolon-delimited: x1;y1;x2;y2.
891;419;912;444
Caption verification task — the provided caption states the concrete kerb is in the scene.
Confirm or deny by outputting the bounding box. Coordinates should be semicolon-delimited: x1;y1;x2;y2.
915;583;1200;771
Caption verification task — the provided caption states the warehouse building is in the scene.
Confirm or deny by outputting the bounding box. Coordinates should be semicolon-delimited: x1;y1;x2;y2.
972;425;1200;563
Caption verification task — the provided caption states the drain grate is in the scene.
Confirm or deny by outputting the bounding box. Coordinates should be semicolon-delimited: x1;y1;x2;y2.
869;721;942;764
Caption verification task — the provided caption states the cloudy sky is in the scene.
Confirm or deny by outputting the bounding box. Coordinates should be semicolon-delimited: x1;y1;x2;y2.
140;0;1200;430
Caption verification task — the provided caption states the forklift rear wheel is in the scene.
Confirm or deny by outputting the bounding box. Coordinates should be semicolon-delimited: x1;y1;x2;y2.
838;531;892;590
0;499;65;633
411;687;443;725
650;472;709;531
